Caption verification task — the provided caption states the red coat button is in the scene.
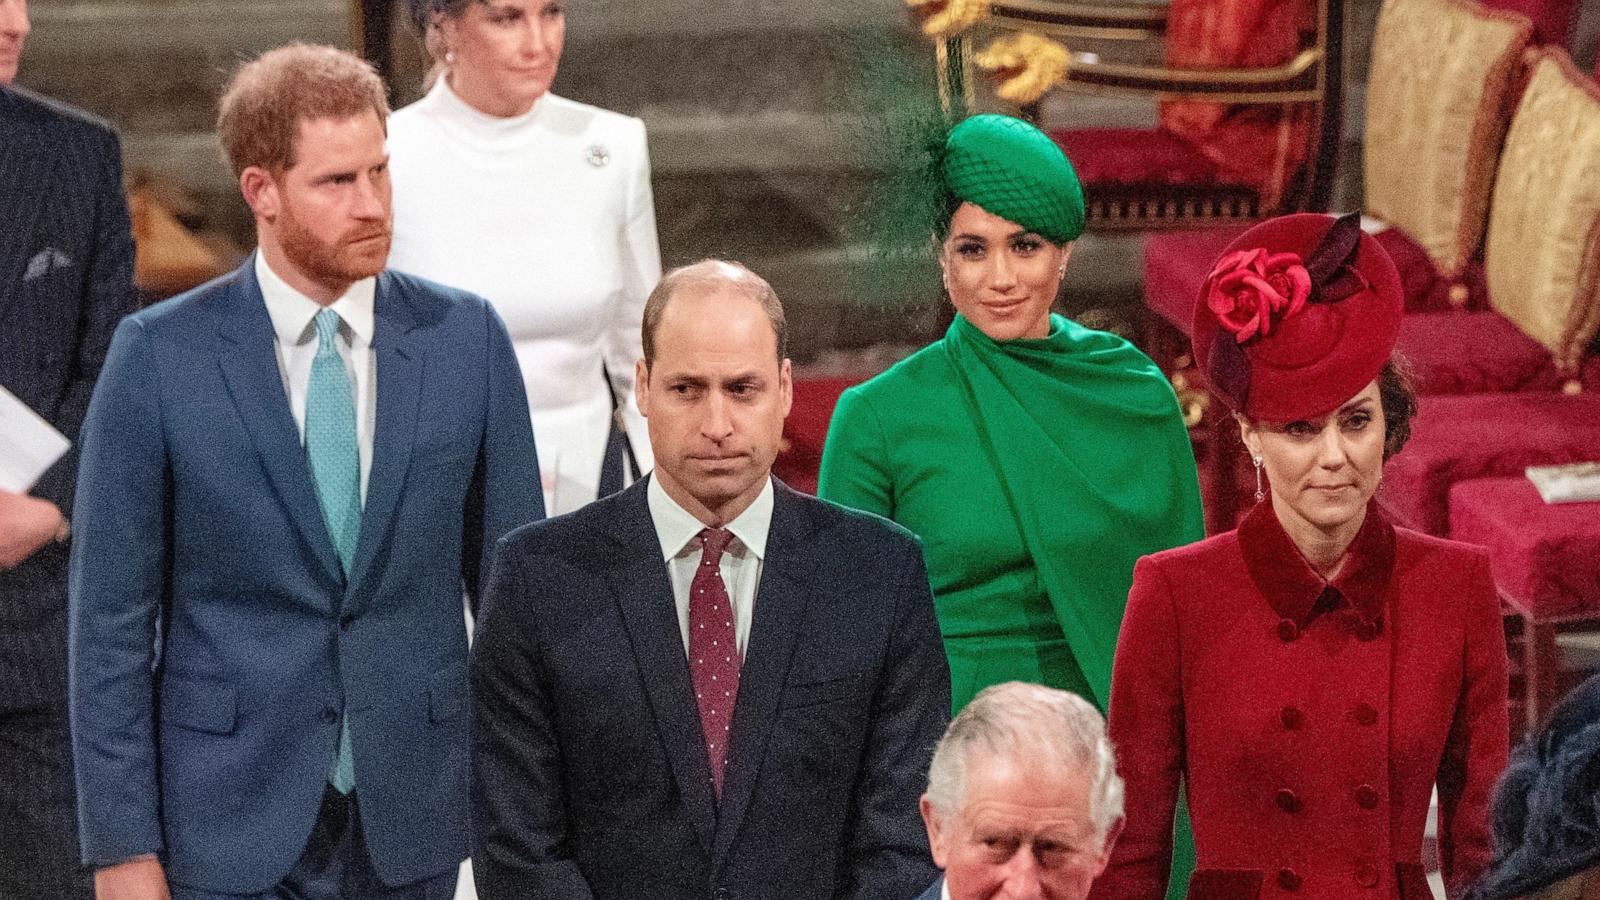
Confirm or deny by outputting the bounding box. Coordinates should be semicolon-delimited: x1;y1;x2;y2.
1280;706;1304;730
1355;619;1381;642
1354;861;1380;887
1277;869;1301;892
1355;784;1379;809
1278;619;1300;642
1275;788;1301;813
1353;703;1378;726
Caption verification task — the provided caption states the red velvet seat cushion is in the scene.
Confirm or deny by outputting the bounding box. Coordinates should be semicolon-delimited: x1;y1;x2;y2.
1371;227;1490;313
1381;392;1600;534
1142;225;1250;334
1050;128;1234;189
1395;310;1569;394
1449;476;1600;619
773;376;860;495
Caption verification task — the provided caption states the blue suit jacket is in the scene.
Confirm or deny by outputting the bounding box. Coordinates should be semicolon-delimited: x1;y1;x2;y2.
68;259;543;893
914;876;942;900
0;86;134;675
470;477;950;900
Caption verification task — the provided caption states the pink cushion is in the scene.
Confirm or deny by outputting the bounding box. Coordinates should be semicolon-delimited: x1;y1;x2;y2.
1449;476;1600;618
1372;227;1490;313
1142;225;1251;334
1381;392;1600;534
1396;310;1569;394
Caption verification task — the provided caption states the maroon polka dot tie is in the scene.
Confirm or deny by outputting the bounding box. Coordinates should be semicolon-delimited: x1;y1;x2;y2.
690;527;742;797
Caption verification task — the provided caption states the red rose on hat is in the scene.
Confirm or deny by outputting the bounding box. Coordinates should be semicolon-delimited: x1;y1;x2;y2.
1205;248;1312;343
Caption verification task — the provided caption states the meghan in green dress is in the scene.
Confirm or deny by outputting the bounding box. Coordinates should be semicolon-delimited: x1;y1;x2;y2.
816;114;1203;899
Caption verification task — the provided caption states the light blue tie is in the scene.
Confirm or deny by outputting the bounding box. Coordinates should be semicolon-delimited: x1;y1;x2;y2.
306;308;360;793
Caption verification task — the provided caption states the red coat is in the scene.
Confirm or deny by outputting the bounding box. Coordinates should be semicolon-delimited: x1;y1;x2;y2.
1093;502;1509;900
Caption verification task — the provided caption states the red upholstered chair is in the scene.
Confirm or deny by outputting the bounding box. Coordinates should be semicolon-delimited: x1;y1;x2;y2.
772;376;862;494
942;0;1344;230
1381;392;1600;536
1449;476;1600;727
1395;49;1600;397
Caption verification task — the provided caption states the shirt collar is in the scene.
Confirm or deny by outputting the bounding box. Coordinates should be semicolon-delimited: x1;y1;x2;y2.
254;251;376;347
1238;498;1395;628
646;474;773;563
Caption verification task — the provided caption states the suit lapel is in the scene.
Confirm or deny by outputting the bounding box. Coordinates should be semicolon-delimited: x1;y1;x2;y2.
608;482;720;857
346;272;423;599
712;482;820;867
0;90;63;325
216;258;344;588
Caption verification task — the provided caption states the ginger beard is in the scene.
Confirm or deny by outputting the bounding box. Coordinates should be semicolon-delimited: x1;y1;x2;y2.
274;183;392;290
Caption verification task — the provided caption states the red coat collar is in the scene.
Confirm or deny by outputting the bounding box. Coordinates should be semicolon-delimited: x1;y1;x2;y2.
1238;499;1396;628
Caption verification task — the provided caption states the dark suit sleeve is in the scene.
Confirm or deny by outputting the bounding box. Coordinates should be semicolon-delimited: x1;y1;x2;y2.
1437;550;1508;896
463;305;543;609
838;536;949;900
471;538;596;900
67;317;169;866
31;125;137;517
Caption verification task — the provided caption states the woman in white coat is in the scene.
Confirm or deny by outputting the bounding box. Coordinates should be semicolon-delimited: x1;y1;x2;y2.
389;0;660;515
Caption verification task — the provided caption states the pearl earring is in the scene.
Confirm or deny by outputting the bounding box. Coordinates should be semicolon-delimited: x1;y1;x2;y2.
445;50;456;64
1253;456;1265;503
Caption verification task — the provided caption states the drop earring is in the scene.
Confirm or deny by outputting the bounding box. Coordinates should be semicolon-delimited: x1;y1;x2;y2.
1253;456;1265;503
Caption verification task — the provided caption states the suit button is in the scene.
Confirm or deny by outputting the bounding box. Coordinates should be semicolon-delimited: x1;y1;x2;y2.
1355;619;1381;642
1280;706;1304;730
320;706;339;724
340;615;355;630
711;889;731;900
1276;869;1301;892
1275;788;1301;813
1355;784;1379;809
1278;619;1299;642
1354;861;1379;887
1353;703;1378;726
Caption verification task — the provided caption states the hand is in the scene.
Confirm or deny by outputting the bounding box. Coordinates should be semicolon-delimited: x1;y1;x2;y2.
95;856;169;900
0;491;62;569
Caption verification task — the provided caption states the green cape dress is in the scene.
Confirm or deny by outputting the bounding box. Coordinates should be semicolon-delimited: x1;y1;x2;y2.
818;312;1203;898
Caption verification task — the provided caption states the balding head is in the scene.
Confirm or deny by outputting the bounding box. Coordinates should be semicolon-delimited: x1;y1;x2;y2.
641;260;787;370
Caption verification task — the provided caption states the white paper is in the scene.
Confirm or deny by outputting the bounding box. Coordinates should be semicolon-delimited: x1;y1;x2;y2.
1526;461;1600;504
0;384;70;493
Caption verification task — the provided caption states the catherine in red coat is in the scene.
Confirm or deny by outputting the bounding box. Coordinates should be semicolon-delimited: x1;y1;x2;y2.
1094;214;1509;899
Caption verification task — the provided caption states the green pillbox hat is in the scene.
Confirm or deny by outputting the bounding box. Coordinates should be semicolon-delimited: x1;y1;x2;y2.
940;114;1086;243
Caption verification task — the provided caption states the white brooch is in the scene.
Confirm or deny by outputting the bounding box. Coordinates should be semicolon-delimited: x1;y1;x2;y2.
585;144;610;167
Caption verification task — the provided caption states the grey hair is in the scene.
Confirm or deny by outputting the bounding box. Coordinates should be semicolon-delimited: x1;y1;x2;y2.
925;682;1124;840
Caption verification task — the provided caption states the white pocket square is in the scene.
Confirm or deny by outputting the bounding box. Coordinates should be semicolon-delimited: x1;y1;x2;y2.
24;248;73;282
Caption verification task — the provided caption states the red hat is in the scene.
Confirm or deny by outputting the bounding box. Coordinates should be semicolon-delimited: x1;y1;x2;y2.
1191;213;1403;422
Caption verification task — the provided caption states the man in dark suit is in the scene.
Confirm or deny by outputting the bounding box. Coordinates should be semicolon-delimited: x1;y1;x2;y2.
915;682;1123;900
471;260;950;900
69;43;541;900
1;0;137;896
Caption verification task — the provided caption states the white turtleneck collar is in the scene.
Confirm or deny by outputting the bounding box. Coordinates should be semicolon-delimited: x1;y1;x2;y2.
415;75;551;150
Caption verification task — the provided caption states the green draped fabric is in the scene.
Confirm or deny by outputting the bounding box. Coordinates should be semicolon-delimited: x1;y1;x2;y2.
820;313;1203;707
819;312;1203;900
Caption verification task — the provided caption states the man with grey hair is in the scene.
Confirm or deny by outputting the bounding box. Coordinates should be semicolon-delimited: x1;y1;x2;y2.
916;682;1124;900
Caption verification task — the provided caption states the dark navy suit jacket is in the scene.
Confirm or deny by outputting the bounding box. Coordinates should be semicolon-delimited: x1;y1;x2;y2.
471;476;950;900
0;85;134;696
68;259;543;893
915;876;943;900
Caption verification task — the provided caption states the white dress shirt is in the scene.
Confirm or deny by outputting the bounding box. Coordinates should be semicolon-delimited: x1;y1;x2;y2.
647;475;774;657
255;251;377;500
